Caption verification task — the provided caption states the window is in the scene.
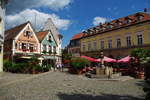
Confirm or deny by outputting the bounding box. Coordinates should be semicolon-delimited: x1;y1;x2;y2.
53;46;57;54
108;39;112;49
100;40;104;49
15;43;17;49
93;41;97;50
19;43;22;50
116;38;121;48
88;41;91;51
29;44;34;52
148;30;150;43
126;36;131;47
137;33;143;45
136;16;143;22
49;46;52;54
82;44;85;51
43;45;46;52
0;45;2;53
22;43;27;51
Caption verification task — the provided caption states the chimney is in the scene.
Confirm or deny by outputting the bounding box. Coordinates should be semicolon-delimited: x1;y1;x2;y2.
144;8;147;12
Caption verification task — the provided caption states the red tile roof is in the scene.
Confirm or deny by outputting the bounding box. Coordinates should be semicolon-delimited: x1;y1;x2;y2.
71;33;84;40
5;22;29;40
36;30;49;42
83;12;150;37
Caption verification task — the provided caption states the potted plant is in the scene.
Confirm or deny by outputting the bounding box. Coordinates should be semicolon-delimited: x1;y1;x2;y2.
70;57;90;75
131;48;150;79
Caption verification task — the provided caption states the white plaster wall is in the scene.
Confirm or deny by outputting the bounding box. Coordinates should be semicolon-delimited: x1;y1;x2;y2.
0;5;5;72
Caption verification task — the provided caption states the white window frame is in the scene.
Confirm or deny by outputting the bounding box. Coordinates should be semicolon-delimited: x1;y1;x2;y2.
125;34;132;47
136;31;143;46
82;43;85;51
93;40;97;50
107;37;112;49
88;41;91;51
100;39;104;49
148;29;150;43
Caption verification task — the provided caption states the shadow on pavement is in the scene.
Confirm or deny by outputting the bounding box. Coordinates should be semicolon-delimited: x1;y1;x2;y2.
57;93;144;100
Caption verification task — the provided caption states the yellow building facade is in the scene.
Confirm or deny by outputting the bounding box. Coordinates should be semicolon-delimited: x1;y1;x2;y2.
80;12;150;58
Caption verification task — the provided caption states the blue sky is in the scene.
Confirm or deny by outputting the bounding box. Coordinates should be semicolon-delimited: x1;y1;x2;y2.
6;0;150;48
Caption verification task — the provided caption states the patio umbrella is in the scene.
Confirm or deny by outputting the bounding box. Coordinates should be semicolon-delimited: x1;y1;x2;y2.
81;56;98;62
117;56;130;63
96;56;117;63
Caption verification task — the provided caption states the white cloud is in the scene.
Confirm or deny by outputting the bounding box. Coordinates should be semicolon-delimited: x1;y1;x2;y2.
93;17;107;26
6;0;73;14
5;9;71;31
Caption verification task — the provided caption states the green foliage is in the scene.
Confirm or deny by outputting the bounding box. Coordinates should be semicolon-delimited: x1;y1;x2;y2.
4;60;28;73
3;56;44;73
131;48;150;64
3;60;13;72
33;64;43;72
70;57;90;69
43;64;52;72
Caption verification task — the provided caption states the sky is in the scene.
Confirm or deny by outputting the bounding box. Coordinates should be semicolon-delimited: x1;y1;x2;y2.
5;0;150;48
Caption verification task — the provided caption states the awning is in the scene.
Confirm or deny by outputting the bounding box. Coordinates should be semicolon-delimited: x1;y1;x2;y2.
117;56;130;63
81;56;98;62
43;56;56;60
20;56;31;59
96;56;117;63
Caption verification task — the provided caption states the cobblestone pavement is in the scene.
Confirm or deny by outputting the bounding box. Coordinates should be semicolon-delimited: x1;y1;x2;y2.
0;71;145;100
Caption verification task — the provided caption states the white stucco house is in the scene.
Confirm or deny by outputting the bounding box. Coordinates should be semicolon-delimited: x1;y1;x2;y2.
0;0;8;72
43;18;63;65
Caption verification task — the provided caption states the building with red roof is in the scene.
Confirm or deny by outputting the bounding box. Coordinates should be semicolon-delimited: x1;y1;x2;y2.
68;33;84;57
80;11;150;58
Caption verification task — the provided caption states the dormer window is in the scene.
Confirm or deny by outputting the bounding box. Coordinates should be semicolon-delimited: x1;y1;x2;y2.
106;23;113;29
135;14;144;22
87;29;93;35
93;27;99;33
137;16;143;21
99;25;106;31
115;20;122;28
125;17;132;24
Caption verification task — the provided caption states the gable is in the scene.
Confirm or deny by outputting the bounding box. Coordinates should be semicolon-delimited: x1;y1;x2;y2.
41;31;57;47
5;22;28;40
15;23;39;44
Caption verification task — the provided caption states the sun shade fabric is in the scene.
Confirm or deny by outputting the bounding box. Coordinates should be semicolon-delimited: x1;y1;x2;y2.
81;56;98;62
96;56;117;63
117;56;130;63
